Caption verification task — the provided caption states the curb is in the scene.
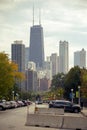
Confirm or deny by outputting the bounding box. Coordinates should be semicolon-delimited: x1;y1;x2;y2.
81;111;87;117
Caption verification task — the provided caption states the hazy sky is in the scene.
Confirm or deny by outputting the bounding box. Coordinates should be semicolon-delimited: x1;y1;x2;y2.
0;0;87;69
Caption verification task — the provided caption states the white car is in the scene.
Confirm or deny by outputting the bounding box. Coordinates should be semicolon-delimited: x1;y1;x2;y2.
0;101;6;110
0;100;10;110
10;101;18;108
35;100;43;104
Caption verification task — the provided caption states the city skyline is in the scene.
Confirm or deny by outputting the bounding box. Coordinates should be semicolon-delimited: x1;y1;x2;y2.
0;0;87;69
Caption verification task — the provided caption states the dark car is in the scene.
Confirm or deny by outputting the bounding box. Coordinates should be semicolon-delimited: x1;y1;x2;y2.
49;100;81;113
22;100;32;106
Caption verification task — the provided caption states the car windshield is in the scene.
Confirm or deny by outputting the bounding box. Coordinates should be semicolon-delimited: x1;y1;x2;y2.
53;100;72;106
64;102;72;106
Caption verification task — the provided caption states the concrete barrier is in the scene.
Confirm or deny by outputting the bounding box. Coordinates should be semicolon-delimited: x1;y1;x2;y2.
25;113;63;128
35;108;64;115
62;116;87;130
26;108;87;130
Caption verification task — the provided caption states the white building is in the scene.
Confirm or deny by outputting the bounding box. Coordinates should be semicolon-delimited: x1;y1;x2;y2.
74;48;86;68
43;60;52;80
27;61;36;71
59;40;69;74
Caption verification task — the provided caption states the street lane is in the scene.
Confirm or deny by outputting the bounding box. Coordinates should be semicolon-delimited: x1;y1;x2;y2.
0;103;84;130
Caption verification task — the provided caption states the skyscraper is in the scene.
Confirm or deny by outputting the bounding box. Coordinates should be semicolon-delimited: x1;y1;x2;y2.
26;69;38;92
59;40;69;74
11;40;25;72
25;47;29;69
50;53;58;76
29;7;44;69
74;48;86;68
44;59;52;80
11;40;25;90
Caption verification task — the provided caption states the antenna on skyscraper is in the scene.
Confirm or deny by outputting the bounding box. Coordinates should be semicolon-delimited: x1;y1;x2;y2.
33;3;34;26
39;7;41;25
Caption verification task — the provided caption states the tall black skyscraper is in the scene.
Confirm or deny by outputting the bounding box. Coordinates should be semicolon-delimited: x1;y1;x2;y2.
11;40;25;90
29;6;44;68
11;40;25;73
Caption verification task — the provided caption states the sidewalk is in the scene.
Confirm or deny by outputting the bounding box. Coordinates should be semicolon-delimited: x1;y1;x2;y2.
81;107;87;117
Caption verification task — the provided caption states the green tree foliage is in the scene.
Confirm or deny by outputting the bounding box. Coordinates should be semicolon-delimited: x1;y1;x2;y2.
43;87;64;100
50;73;65;99
46;66;87;100
0;52;14;99
51;73;65;88
20;91;33;100
0;52;25;100
80;68;87;98
52;87;64;99
64;66;81;99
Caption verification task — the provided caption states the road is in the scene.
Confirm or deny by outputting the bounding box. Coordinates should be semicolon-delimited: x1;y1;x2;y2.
0;103;84;130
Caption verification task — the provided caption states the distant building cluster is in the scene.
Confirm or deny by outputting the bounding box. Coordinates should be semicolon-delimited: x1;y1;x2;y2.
11;8;86;92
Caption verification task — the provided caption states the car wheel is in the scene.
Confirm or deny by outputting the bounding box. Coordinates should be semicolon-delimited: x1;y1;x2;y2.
0;106;3;111
74;109;79;113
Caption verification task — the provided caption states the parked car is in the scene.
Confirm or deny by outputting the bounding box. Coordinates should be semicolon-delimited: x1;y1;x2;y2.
49;100;81;113
35;100;43;104
10;101;18;108
43;100;50;104
22;100;32;106
0;100;7;110
27;100;32;105
0;100;12;110
16;100;24;107
5;101;11;109
22;100;27;106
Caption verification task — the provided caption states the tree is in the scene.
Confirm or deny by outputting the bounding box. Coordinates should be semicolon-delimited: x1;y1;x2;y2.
64;66;81;99
49;73;65;100
0;52;14;99
51;87;64;99
0;52;25;100
51;73;65;88
80;68;87;98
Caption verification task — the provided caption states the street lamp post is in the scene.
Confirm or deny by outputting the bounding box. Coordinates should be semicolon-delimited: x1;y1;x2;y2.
78;86;80;106
12;91;14;101
71;89;73;103
16;93;19;100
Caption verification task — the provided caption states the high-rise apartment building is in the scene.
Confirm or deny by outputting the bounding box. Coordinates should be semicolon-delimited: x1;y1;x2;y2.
40;78;50;92
50;53;58;76
74;48;86;68
26;69;38;92
11;40;25;90
43;60;52;80
59;41;69;74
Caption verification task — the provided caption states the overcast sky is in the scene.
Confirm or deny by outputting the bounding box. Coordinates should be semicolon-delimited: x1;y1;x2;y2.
0;0;87;69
